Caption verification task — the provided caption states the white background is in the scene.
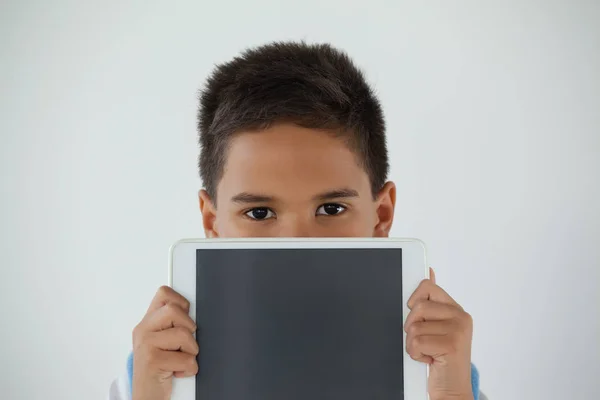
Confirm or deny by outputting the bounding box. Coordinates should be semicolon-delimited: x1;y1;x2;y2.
1;1;599;399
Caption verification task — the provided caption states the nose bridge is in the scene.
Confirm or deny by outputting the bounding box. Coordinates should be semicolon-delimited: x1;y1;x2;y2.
277;212;313;237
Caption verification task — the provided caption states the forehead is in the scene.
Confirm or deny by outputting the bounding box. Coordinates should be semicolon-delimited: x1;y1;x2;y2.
216;123;371;202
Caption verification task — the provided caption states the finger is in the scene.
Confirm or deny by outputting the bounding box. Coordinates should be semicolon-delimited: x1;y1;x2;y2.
407;279;460;309
409;354;434;365
147;286;190;314
149;350;198;375
174;370;196;378
147;327;199;355
404;300;461;330
407;334;453;360
142;303;197;333
429;267;436;285
404;319;455;336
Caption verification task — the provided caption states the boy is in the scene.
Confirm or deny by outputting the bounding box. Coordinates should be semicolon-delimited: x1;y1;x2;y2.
109;42;484;400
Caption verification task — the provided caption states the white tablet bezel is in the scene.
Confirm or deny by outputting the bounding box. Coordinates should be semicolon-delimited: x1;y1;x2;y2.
169;238;428;400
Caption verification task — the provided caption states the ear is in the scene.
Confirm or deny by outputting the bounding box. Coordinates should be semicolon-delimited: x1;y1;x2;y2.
373;181;396;238
198;189;220;238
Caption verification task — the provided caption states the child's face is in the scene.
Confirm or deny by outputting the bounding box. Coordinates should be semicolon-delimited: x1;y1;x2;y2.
199;123;396;238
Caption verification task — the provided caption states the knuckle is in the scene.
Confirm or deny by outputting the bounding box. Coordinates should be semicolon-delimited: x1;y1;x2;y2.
163;302;182;318
187;333;200;353
163;302;175;314
407;322;420;336
413;300;427;312
408;335;423;353
406;341;419;360
456;311;473;331
462;311;473;326
415;280;428;292
186;355;198;372
157;285;171;296
421;278;434;289
174;326;190;340
412;335;424;347
406;338;414;352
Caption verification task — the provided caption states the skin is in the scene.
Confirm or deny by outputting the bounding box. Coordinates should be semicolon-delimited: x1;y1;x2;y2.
132;123;474;400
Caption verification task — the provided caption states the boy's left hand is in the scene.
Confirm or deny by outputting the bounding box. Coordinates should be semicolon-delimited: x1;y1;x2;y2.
404;269;474;400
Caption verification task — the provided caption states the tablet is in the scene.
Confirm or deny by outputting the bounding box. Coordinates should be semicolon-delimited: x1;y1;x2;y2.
169;238;428;400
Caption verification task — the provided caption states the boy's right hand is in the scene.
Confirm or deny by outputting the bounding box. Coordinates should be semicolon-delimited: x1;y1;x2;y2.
132;286;199;400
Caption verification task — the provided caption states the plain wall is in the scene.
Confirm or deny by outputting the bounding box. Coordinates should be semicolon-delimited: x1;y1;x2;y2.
1;1;599;399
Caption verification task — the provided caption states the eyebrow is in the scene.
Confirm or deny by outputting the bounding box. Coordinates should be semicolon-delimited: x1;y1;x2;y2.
312;188;360;201
231;192;275;204
230;188;360;204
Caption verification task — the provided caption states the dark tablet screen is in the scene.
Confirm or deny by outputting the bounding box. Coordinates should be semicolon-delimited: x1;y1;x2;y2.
195;248;403;400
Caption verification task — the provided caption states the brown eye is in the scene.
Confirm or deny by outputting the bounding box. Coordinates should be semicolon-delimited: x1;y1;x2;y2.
245;208;275;220
316;203;346;216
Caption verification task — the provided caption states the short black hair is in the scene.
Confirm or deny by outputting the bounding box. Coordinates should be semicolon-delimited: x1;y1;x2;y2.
198;41;388;199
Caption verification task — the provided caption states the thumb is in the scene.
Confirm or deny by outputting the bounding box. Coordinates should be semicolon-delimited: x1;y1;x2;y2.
429;267;436;284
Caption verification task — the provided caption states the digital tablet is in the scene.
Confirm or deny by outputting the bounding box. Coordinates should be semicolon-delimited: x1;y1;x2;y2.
169;238;428;400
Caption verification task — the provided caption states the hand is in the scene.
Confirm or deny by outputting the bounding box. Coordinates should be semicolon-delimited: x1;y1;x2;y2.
132;286;199;400
404;269;474;400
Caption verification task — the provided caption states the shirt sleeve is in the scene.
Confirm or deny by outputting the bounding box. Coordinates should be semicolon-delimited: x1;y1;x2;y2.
107;372;130;400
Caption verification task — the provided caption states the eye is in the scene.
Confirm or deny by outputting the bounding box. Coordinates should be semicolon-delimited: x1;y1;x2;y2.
316;203;347;216
245;207;276;220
